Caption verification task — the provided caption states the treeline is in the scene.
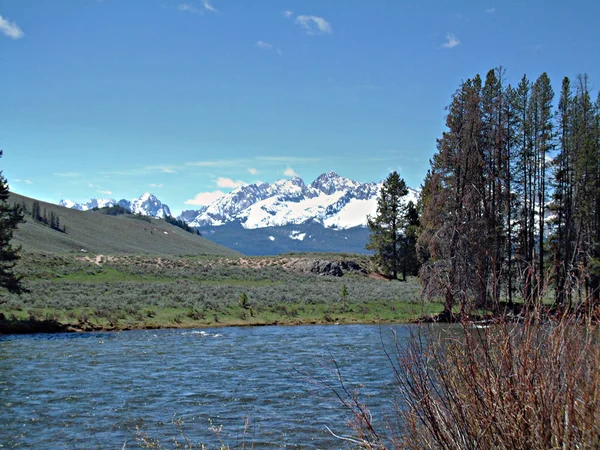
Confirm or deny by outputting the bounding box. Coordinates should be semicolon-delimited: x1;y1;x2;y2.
418;68;600;316
92;205;131;216
17;200;66;233
165;215;201;235
92;205;200;235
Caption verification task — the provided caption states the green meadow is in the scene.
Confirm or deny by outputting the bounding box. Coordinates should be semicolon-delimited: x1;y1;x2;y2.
0;193;439;332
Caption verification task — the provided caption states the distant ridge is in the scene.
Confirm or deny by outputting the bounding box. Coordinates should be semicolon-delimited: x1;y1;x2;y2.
10;193;239;256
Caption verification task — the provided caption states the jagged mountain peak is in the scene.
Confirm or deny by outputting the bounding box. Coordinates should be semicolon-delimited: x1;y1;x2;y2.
310;171;361;195
185;172;401;230
59;192;171;218
59;173;418;232
138;192;157;201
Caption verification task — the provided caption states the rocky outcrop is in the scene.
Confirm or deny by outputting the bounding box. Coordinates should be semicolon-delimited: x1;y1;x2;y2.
282;258;368;277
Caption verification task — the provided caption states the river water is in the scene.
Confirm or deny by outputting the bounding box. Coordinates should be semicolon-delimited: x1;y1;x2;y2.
0;324;419;449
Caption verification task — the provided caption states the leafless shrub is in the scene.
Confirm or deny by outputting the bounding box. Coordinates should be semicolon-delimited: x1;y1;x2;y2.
345;315;600;449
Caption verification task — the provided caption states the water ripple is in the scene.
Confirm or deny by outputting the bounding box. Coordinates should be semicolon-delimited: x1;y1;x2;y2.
0;324;420;448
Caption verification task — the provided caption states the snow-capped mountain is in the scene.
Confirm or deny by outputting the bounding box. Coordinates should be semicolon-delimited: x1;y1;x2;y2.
59;193;171;218
58;173;419;255
59;198;117;211
185;172;418;230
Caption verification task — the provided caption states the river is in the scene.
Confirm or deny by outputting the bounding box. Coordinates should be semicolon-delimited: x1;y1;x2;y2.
0;324;421;449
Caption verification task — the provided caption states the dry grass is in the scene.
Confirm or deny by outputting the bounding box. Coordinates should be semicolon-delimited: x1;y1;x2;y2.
341;313;600;449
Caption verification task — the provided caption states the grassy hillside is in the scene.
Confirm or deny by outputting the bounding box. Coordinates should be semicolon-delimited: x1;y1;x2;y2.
9;193;239;257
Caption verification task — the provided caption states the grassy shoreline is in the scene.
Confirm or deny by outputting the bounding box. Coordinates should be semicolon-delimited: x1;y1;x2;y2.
0;252;439;334
0;299;442;334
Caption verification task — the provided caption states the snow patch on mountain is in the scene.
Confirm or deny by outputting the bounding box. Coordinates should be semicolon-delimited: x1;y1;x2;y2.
323;198;378;229
289;231;307;241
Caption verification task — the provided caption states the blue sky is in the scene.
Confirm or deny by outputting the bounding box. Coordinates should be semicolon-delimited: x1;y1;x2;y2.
1;0;599;215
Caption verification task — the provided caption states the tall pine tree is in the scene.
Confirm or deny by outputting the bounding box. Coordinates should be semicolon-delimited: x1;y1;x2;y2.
366;171;411;280
0;151;25;294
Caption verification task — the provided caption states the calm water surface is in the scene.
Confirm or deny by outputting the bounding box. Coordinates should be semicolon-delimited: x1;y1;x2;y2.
0;324;419;449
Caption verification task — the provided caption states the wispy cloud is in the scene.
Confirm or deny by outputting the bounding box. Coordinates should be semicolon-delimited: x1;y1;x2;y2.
0;15;24;39
203;0;217;12
256;40;273;50
442;33;461;49
54;172;82;178
87;182;112;196
257;156;321;164
529;44;544;52
149;183;164;188
284;167;299;177
296;15;332;35
215;177;246;189
185;190;225;206
187;159;246;168
248;168;258;175
485;7;496;13
14;179;32;184
282;10;294;18
255;40;282;56
109;165;178;176
178;3;199;13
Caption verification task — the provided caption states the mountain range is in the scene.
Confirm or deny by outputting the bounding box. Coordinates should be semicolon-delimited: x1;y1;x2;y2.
60;192;171;218
59;172;419;255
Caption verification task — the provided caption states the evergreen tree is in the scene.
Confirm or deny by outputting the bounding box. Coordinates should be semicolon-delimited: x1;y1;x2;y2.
400;201;420;279
551;77;576;306
0;151;25;294
366;171;410;280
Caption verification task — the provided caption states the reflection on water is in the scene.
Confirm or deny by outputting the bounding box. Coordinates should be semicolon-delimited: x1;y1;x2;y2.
0;324;424;448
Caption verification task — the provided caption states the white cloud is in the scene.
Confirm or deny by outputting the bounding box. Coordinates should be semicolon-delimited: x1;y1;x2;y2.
14;179;32;184
442;33;461;49
256;40;273;50
296;15;332;35
284;167;299;177
248;168;258;175
149;183;164;188
485;7;496;13
161;167;177;173
203;0;217;12
0;15;24;40
185;190;225;206
178;3;199;13
98;189;113;196
282;10;294;18
215;177;245;189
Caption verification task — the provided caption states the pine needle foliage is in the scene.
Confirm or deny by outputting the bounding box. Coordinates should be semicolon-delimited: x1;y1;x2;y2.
0;150;25;294
366;171;411;280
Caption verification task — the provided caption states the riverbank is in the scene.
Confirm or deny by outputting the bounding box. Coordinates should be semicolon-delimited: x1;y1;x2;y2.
0;299;443;334
0;252;434;334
